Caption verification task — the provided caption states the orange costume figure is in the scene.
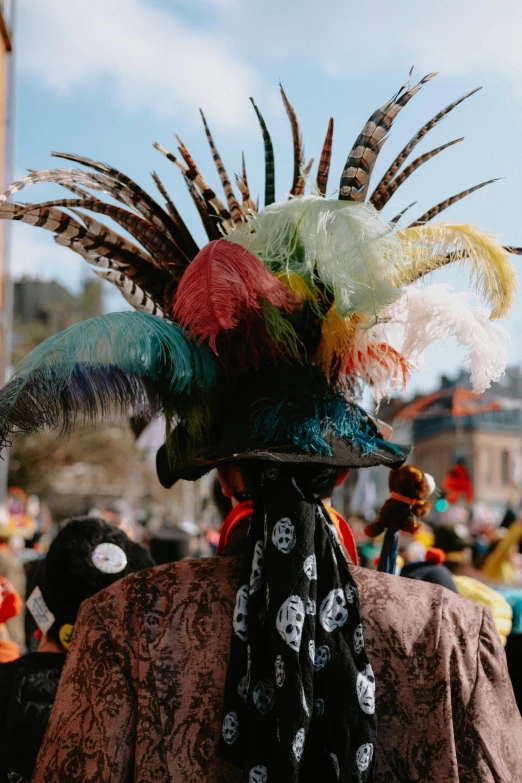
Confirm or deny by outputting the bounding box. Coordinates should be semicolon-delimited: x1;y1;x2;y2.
0;576;23;663
442;462;474;505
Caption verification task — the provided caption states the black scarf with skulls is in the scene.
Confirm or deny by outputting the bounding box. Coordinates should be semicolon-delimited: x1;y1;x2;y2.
217;465;377;782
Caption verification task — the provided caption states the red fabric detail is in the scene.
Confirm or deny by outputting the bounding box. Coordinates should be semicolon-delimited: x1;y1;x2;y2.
0;576;23;625
173;239;297;350
217;500;358;564
426;548;446;564
324;506;359;565
216;501;254;555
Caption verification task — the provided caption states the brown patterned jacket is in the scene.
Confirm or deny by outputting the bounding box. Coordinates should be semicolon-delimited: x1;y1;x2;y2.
32;556;522;783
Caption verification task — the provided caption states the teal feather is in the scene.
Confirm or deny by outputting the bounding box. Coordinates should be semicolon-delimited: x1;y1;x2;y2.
0;312;220;448
14;311;218;393
250;390;405;457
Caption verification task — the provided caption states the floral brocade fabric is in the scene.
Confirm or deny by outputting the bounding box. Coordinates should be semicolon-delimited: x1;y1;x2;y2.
33;556;522;783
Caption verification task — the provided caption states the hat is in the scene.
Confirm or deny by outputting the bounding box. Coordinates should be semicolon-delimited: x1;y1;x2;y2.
28;517;154;645
433;525;473;553
0;75;517;488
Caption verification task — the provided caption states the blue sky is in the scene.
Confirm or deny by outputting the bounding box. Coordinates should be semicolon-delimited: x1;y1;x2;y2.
10;0;522;395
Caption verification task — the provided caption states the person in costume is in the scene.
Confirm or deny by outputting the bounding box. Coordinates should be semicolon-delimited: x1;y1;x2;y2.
0;517;154;783
0;74;519;781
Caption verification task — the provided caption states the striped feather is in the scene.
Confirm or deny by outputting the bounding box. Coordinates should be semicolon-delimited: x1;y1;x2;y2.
183;175;222;241
94;268;165;316
250;97;275;206
371;137;464;210
370;87;481;203
339;72;437;202
51;152;183;244
280;85;304;197
390;201;417;225
199;109;243;224
409;179;499;226
15;196;185;282
150;171;200;259
153;139;233;232
317;118;334;196
294;158;315;197
235;152;257;214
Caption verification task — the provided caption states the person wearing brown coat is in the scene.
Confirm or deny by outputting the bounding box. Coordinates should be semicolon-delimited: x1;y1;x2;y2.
32;525;521;783
2;76;522;783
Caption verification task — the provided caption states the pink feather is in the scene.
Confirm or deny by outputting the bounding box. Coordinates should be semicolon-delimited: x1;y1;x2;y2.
173;239;297;349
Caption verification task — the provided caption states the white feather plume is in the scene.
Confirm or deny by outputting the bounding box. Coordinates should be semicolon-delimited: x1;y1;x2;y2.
360;284;509;401
227;195;403;319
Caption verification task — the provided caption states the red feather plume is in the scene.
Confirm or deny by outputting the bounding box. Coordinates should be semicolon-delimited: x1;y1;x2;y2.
173;239;297;350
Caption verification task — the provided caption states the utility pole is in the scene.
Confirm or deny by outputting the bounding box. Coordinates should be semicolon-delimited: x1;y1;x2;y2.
0;0;15;504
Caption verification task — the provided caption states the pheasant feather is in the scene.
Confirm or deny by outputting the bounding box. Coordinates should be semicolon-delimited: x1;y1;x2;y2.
317;118;334;196
409;179;499;226
371;137;464;211
200;109;243;224
280;85;304;197
250;97;275;206
339;72;437;202
370;87;481;203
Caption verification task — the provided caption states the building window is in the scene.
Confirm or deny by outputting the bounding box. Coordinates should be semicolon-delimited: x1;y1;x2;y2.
501;450;510;485
484;449;494;485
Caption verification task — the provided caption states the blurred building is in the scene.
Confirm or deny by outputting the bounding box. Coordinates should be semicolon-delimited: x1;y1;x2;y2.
390;368;522;514
11;277;102;364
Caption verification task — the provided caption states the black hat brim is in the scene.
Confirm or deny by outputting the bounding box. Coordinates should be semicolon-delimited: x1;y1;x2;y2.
156;432;410;489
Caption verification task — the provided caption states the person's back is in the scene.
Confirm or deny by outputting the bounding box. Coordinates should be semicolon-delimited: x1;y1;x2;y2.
33;555;522;783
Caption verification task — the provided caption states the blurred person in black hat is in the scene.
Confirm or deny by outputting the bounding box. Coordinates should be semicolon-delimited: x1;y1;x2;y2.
0;517;154;783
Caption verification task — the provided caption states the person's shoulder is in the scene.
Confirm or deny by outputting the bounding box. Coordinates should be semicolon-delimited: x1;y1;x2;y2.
352;565;484;653
87;555;242;625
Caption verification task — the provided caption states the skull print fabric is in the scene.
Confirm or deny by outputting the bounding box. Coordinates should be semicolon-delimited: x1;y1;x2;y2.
217;466;376;782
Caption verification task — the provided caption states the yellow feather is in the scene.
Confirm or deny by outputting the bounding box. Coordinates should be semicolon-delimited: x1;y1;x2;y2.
276;271;315;301
314;307;362;379
395;222;517;319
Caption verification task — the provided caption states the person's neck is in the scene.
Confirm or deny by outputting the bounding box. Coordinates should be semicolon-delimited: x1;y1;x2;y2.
38;635;65;654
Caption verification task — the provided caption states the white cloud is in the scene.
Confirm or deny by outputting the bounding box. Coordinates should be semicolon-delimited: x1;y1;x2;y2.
197;0;522;85
17;0;262;130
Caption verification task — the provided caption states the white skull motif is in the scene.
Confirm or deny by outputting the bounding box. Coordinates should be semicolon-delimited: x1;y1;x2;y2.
330;753;340;779
249;766;268;783
314;698;325;717
222;711;239;745
308;639;315;662
276;595;305;652
319;589;349;633
272;518;296;553
353;623;364;655
303;554;317;580
233;585;249;642
292;728;305;761
250;541;265;594
356;664;376;715
313;644;331;671
253;677;275;715
275;654;285;687
344;584;355;603
305;598;316;615
356;742;374;772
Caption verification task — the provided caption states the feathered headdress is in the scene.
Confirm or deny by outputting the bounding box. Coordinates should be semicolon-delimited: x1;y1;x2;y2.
0;74;518;479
